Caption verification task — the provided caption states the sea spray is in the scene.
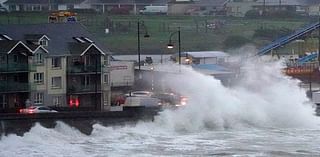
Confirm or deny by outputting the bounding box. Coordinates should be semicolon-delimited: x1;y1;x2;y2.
153;60;319;131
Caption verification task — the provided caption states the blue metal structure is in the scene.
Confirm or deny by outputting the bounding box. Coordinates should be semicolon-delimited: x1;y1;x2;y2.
258;22;320;56
297;53;318;64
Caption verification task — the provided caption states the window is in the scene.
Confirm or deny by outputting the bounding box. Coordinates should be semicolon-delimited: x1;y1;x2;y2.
103;74;109;84
34;73;44;84
0;54;5;63
51;77;62;88
104;56;109;66
13;55;18;63
53;96;62;106
32;5;41;11
52;57;61;68
34;53;43;64
34;93;43;105
39;40;47;46
82;75;90;86
9;5;16;11
0;76;6;81
0;95;6;109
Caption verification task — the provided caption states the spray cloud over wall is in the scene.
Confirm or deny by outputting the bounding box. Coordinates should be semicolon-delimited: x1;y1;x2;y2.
153;59;319;132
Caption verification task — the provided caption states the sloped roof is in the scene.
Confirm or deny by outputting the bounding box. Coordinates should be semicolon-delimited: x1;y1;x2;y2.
5;0;86;4
4;0;50;4
24;34;47;41
0;23;110;56
0;40;33;55
0;40;20;53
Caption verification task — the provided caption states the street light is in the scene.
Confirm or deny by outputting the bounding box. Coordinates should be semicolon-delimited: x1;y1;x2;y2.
167;27;181;65
137;20;150;70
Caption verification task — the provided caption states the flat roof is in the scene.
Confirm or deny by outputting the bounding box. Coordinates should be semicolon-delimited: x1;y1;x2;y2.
179;51;230;58
111;54;172;63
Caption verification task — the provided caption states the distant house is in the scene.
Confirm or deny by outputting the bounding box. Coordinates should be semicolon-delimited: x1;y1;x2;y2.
168;0;228;16
305;1;320;16
253;0;306;14
227;0;319;17
226;0;258;17
89;0;168;14
0;23;111;111
4;0;90;12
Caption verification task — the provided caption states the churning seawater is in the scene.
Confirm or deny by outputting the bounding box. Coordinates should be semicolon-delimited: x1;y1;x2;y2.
1;60;320;157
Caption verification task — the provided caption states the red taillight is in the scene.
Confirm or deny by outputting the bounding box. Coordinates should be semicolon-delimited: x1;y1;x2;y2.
19;109;23;113
69;99;73;107
28;109;34;114
75;99;79;107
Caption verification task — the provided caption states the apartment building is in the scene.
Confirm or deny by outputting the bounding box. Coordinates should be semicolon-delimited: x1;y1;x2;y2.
0;23;111;112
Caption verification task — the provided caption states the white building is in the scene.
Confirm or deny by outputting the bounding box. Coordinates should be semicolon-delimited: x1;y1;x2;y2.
110;60;135;87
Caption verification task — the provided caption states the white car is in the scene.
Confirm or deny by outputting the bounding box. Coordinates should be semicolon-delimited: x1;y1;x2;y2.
125;91;153;97
20;106;58;114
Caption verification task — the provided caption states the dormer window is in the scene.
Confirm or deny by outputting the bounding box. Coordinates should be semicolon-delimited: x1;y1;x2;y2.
39;40;48;46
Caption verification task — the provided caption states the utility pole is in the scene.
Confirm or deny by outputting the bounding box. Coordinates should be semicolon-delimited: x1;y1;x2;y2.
137;20;141;70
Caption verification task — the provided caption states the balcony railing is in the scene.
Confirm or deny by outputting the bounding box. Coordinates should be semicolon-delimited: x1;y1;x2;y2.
67;84;101;93
67;64;103;73
0;82;35;93
0;64;36;73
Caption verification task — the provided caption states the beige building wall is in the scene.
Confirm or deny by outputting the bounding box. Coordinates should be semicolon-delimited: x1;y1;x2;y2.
101;55;111;109
30;49;47;91
47;56;67;95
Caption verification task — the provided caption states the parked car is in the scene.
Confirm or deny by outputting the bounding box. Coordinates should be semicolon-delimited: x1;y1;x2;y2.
123;96;162;107
125;91;153;97
152;93;188;106
19;106;58;114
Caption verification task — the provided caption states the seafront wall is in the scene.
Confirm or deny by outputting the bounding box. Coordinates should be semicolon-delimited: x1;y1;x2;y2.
0;107;160;136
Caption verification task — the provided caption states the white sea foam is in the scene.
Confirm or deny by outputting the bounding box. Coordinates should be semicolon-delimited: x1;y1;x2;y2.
153;59;319;132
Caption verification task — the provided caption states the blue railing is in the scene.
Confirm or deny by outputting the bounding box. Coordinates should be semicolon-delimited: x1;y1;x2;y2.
258;22;320;56
297;53;318;64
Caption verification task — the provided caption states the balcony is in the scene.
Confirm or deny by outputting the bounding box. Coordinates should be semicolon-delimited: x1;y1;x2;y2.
0;82;35;93
67;84;101;93
0;64;36;73
67;64;102;74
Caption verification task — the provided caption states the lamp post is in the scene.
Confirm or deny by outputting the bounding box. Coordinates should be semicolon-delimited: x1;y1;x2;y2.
167;27;181;65
137;20;150;70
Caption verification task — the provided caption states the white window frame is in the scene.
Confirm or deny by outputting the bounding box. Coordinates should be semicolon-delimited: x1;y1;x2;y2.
39;39;48;46
53;96;62;106
34;53;43;64
51;76;62;88
34;93;43;105
34;73;44;84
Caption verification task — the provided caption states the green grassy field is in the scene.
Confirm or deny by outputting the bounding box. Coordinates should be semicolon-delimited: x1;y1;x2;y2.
0;12;314;54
